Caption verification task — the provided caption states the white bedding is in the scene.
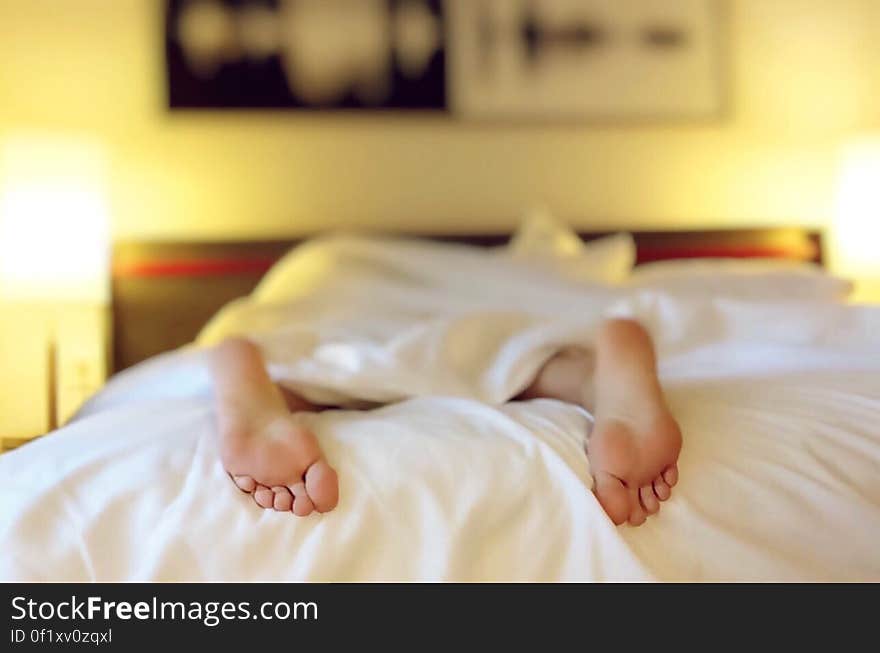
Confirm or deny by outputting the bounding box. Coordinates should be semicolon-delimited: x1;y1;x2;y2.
1;236;879;581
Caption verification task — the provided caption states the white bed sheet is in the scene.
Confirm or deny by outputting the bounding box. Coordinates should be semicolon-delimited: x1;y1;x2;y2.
1;238;879;582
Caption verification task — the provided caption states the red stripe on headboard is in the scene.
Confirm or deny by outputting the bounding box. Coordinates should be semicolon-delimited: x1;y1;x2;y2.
113;257;277;278
113;240;818;279
635;244;817;264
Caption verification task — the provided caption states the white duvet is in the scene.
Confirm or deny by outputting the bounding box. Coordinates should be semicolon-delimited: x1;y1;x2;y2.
1;236;879;581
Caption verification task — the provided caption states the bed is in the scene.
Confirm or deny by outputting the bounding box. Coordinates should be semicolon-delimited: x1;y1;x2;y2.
1;222;878;582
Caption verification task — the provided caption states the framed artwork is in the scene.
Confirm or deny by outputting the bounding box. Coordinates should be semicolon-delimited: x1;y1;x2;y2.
165;0;724;120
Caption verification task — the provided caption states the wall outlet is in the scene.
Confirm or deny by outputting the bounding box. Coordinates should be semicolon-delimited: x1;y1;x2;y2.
54;305;108;426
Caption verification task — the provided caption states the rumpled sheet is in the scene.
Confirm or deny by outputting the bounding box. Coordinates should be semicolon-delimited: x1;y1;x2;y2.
1;236;879;581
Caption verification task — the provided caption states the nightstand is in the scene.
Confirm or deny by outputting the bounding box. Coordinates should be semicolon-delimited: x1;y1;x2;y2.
0;302;109;451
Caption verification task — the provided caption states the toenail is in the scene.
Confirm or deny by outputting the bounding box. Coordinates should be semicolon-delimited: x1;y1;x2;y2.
233;475;256;493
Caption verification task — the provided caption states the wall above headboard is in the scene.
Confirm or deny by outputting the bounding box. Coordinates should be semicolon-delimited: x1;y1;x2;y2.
2;1;878;242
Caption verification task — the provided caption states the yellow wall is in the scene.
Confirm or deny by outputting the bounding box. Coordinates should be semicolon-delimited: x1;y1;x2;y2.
1;0;879;240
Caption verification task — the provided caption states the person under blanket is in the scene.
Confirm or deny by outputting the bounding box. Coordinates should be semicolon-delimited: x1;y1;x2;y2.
209;318;682;527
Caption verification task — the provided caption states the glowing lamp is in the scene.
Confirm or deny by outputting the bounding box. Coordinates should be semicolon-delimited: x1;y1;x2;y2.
0;136;110;304
830;141;880;302
0;136;111;434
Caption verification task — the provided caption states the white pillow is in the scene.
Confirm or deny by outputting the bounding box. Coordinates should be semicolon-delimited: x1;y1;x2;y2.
628;258;853;301
504;209;636;284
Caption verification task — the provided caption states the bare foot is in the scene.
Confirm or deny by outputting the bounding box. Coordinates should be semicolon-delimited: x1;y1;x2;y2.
222;412;339;516
211;338;339;515
587;319;682;526
519;319;681;526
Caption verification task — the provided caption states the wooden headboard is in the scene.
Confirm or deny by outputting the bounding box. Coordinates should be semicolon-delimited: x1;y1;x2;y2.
111;228;823;372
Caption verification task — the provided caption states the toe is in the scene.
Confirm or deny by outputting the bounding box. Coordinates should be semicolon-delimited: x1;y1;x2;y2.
304;459;339;513
233;475;256;493
628;510;647;526
593;471;630;525
653;476;671;501
293;495;314;517
663;464;679;487
639;484;660;514
253;485;274;509
627;487;647;526
290;483;315;517
272;486;293;512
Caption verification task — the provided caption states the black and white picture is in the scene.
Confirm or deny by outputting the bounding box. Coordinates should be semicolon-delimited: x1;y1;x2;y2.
166;0;446;110
166;0;723;119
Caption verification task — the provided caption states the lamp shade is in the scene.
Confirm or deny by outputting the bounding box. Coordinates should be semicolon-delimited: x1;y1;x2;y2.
830;141;880;291
0;136;110;303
